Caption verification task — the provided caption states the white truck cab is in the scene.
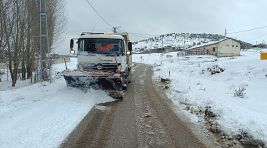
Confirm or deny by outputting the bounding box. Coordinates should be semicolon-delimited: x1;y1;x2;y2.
73;33;132;73
65;32;132;94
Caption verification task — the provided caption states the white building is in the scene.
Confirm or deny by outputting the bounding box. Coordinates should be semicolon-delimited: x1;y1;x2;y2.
186;38;241;57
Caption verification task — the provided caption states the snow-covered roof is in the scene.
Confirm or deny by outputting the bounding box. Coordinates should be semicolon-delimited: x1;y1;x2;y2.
79;34;124;40
186;37;240;50
186;38;227;50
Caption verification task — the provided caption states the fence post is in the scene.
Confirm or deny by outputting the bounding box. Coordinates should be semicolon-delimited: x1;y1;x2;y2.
49;56;52;83
64;57;68;70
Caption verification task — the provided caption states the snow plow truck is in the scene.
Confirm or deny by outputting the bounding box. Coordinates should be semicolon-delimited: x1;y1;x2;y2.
62;32;133;99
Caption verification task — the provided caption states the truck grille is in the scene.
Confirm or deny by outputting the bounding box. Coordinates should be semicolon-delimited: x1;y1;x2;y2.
81;63;120;70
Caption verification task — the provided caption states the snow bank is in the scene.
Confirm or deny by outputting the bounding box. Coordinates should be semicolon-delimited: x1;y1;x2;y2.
0;57;113;148
133;49;267;144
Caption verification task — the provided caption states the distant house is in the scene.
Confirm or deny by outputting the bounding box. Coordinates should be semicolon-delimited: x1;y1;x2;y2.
186;38;241;57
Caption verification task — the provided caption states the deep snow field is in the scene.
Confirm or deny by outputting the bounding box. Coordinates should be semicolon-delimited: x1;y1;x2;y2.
0;58;113;148
133;49;267;145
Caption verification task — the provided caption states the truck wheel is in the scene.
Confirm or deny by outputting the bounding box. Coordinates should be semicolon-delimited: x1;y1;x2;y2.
127;71;132;83
122;83;127;90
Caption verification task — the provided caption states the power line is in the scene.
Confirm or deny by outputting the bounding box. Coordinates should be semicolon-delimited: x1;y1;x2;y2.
128;32;160;37
227;25;267;35
84;0;113;28
130;33;151;39
248;32;267;42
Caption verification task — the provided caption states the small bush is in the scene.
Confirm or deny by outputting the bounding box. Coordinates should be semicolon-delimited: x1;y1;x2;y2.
233;87;246;98
153;63;161;68
0;70;5;75
235;130;265;147
207;65;225;75
166;55;173;58
160;77;170;83
0;70;4;82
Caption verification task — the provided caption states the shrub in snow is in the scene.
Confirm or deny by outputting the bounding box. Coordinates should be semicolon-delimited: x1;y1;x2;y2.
166;55;173;58
235;130;264;147
233;87;246;98
160;77;170;83
209;122;221;133
0;70;5;82
207;65;225;75
0;70;4;75
204;106;216;118
164;85;170;90
160;77;171;90
153;63;161;67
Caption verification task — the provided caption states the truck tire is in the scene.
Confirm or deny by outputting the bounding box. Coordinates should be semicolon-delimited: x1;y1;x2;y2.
122;84;127;90
127;71;132;83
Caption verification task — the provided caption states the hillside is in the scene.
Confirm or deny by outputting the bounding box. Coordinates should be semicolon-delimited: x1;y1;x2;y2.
133;33;253;52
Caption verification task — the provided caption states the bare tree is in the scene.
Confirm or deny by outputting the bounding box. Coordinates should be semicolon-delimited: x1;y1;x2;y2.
2;0;15;85
0;0;8;63
6;0;28;86
47;0;66;47
1;0;65;86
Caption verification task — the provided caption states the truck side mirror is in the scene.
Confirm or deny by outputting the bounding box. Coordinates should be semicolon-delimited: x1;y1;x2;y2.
128;42;132;52
70;39;74;50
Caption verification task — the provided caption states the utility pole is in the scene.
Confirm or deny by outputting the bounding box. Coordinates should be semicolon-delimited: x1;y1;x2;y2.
161;36;164;48
224;28;227;38
183;34;186;49
39;0;49;81
113;26;121;33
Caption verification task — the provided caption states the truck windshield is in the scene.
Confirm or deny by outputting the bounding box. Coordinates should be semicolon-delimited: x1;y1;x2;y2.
79;38;124;55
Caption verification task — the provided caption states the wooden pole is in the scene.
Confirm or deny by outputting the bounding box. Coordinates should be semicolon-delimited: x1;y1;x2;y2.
64;57;68;70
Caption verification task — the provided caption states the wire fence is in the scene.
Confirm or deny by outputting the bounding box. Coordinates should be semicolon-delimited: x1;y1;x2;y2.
176;50;215;57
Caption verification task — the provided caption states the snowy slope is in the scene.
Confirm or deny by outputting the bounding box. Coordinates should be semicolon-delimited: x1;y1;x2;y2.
133;33;224;52
0;58;113;148
133;49;267;145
